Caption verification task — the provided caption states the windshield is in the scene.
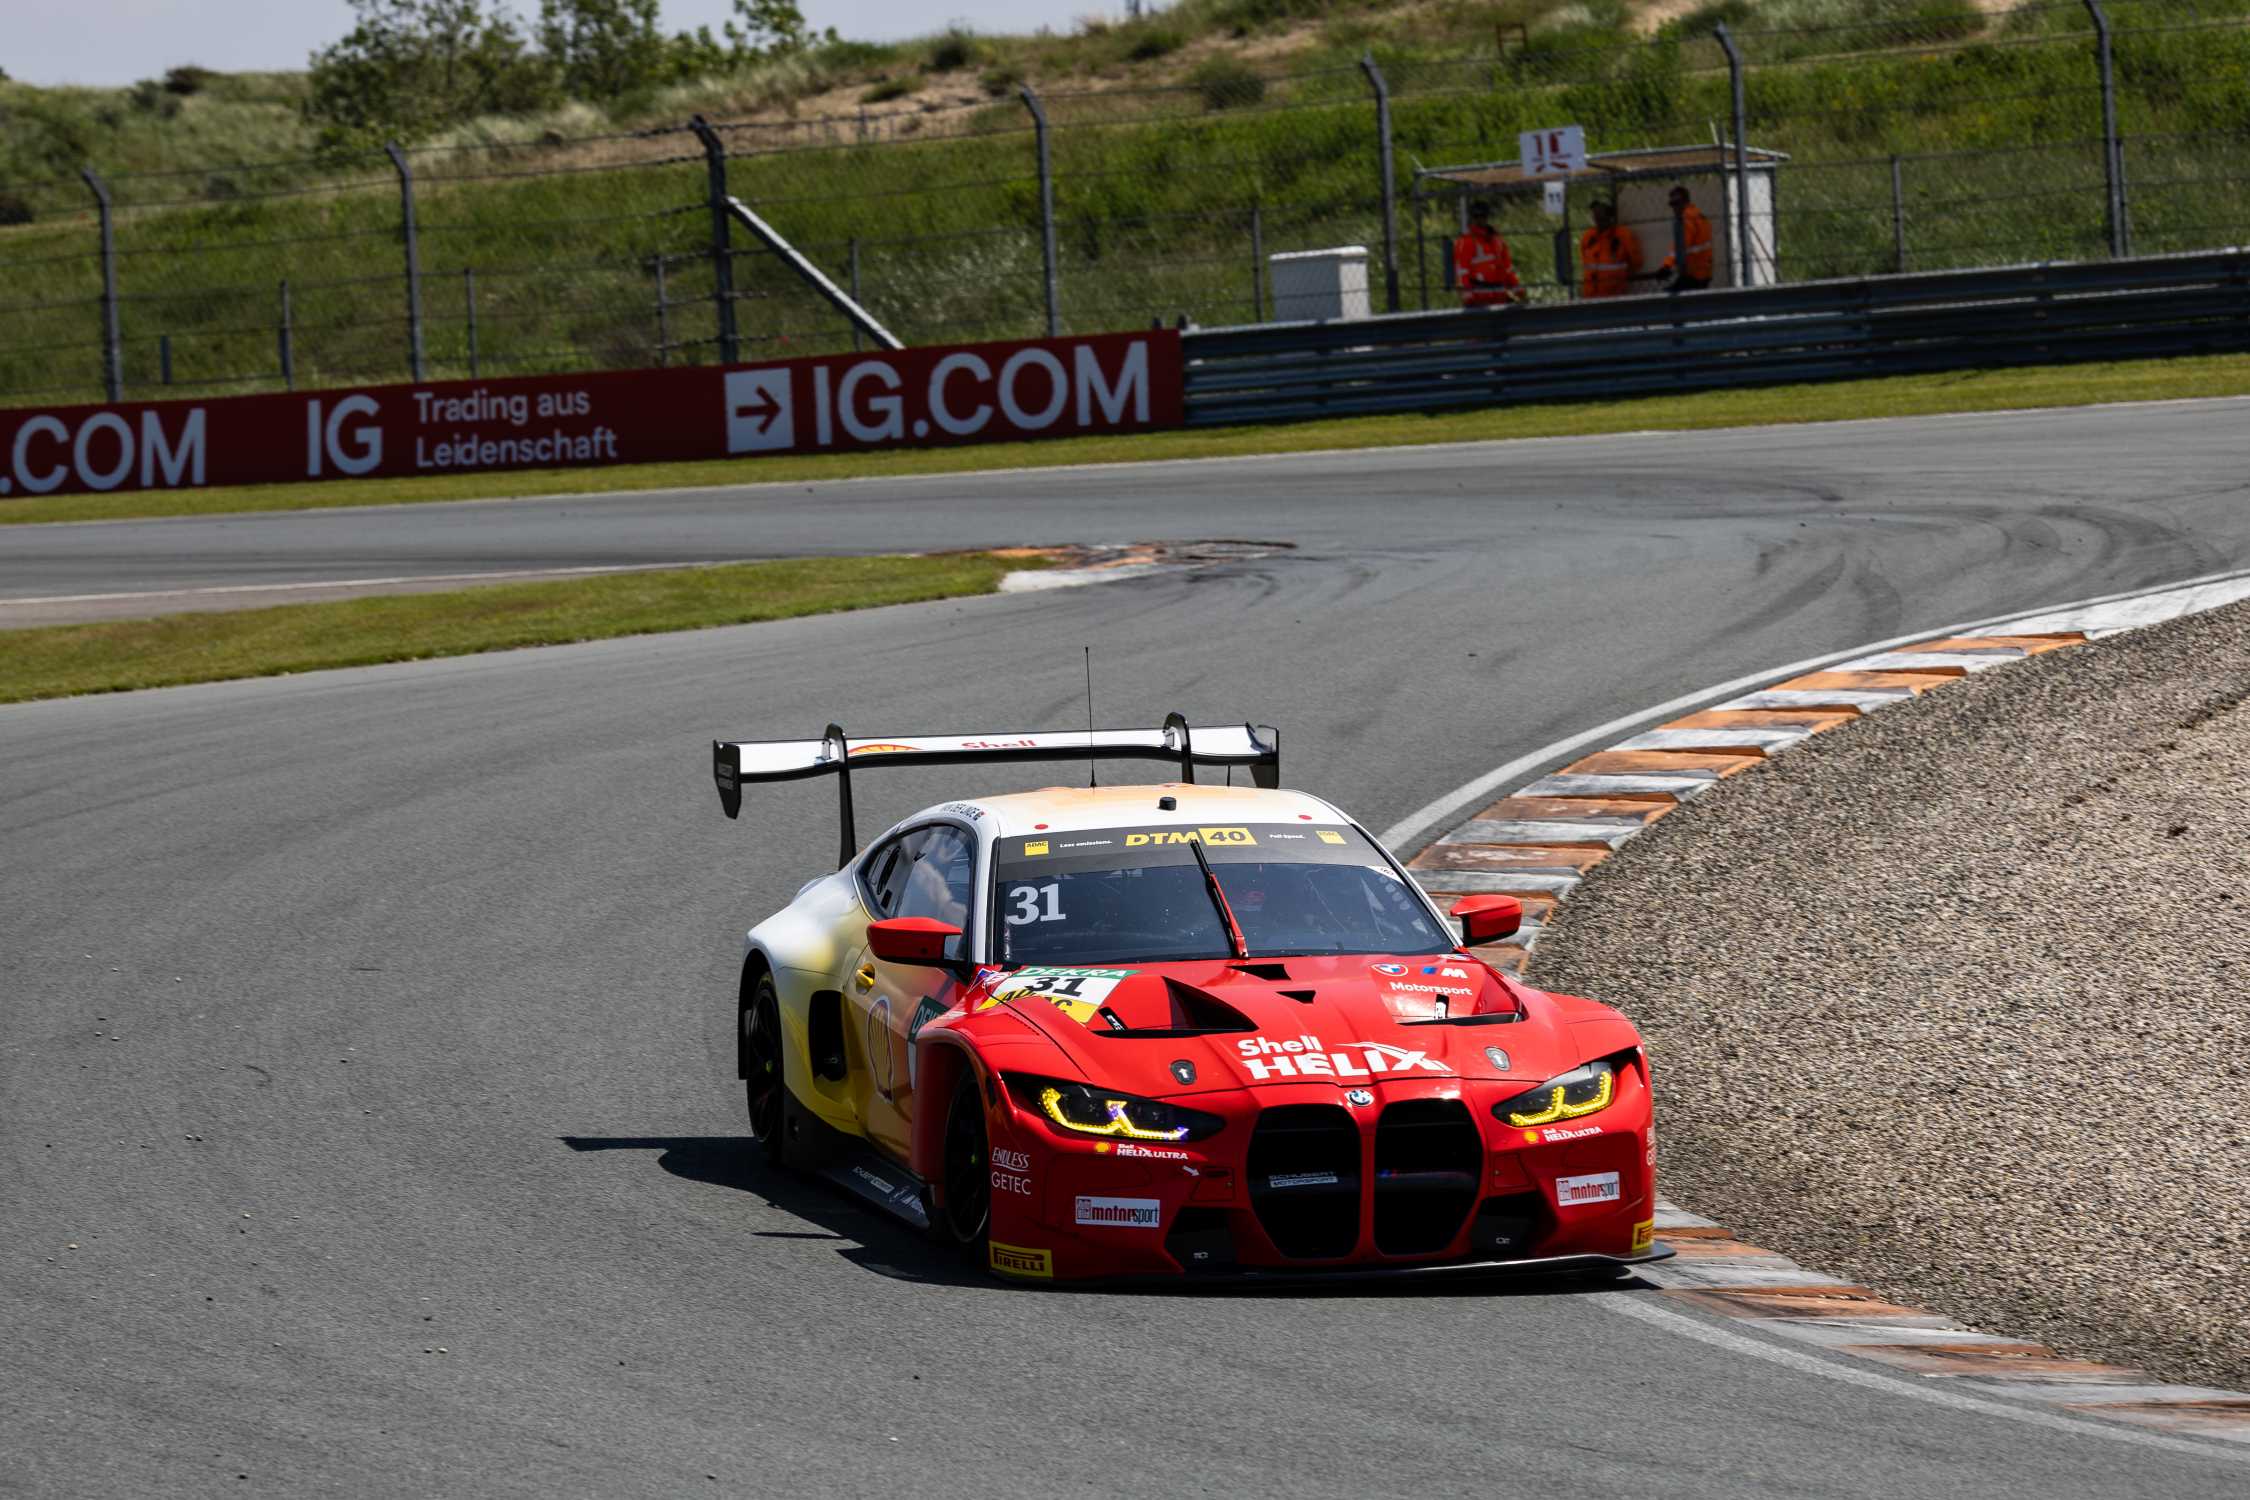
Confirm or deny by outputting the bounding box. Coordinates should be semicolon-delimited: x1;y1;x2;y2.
992;821;1453;966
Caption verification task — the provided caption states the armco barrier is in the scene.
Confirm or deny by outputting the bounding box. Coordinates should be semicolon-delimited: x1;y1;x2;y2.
0;331;1181;501
1179;251;2250;426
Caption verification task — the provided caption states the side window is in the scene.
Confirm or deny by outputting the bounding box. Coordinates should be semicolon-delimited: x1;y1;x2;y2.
863;834;914;917
895;825;977;930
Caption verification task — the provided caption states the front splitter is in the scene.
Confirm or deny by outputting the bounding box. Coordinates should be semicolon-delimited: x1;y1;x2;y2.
1035;1243;1675;1290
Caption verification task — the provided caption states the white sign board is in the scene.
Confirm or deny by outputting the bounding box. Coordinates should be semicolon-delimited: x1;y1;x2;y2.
1520;125;1587;179
1541;180;1566;217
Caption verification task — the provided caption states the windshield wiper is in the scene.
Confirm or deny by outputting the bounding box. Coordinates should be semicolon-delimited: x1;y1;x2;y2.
1186;838;1249;960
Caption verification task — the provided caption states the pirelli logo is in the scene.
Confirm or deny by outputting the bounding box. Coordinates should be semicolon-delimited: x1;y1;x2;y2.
988;1240;1054;1278
1631;1218;1655;1253
1123;827;1256;847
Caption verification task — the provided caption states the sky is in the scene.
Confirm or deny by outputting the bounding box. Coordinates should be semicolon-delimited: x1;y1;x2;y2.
9;1;1108;87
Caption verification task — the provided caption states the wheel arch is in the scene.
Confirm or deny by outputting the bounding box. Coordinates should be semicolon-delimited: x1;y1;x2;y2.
736;948;776;1079
911;1033;988;1186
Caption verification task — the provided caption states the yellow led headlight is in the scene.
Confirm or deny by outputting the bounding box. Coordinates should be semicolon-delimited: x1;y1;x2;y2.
1040;1086;1187;1141
1004;1074;1224;1143
1496;1058;1615;1127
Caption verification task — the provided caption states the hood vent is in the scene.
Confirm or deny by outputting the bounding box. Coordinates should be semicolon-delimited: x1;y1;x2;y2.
1165;978;1255;1033
1279;988;1318;1004
1230;961;1292;981
1092;979;1255;1039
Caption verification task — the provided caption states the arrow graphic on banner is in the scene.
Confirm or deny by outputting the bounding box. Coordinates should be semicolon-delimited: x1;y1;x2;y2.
736;387;782;435
722;369;795;454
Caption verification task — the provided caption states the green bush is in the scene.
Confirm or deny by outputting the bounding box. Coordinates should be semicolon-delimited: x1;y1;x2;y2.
815;39;895;69
163;65;217;95
979;64;1024;98
0;191;33;225
1126;27;1185;61
130;79;187;117
926;26;980;72
1189;55;1267;110
860;76;913;102
1204;0;1332;32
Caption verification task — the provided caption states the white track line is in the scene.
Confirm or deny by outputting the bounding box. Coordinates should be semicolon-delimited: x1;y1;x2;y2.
1595;1294;2250;1465
0;560;748;608
1378;562;2250;852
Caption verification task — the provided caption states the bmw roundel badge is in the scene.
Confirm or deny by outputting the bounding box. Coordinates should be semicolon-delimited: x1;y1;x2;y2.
1346;1088;1374;1107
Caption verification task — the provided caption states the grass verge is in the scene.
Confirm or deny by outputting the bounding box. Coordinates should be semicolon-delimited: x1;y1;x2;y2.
10;352;2249;528
0;552;1042;705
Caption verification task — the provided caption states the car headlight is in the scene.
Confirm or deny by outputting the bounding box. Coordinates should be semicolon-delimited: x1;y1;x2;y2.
1495;1057;1616;1126
1004;1074;1224;1142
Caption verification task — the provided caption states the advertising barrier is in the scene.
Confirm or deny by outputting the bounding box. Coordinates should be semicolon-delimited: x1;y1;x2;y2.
0;331;1182;501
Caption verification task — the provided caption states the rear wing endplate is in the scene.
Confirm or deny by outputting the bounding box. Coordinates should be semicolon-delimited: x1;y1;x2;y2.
712;714;1280;866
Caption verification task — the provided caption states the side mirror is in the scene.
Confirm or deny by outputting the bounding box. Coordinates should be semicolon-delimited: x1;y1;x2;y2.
867;916;964;967
1452;893;1523;946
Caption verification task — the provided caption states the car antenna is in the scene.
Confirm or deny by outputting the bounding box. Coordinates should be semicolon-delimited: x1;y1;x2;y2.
1084;645;1097;788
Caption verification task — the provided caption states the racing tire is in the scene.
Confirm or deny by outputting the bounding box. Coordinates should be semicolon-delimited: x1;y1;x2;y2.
938;1067;991;1254
741;971;792;1170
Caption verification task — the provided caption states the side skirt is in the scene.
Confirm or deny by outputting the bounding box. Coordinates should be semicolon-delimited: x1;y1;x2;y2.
818;1145;933;1232
786;1100;933;1232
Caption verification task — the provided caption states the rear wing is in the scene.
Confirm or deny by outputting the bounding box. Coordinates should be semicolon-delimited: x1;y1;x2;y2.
713;713;1280;866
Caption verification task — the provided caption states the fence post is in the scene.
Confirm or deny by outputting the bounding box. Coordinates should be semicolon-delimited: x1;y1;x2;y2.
1359;52;1402;314
1890;156;1907;273
687;116;740;365
652;256;669;367
848;236;863;351
2116;135;2132;257
464;267;479;378
278;279;294;390
378;145;425;382
1019;84;1061;338
160;334;172;386
1412;183;1428;310
2082;1;2126;259
1251;202;1269;323
80;168;122;402
1713;23;1753;288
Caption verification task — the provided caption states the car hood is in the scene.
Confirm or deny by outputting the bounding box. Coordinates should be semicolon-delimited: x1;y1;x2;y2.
963;952;1589;1098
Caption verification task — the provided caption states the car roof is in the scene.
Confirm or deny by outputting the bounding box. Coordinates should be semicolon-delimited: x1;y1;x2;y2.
957;783;1347;839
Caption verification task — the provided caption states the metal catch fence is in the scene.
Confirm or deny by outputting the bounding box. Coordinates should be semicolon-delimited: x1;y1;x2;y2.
3;0;2248;408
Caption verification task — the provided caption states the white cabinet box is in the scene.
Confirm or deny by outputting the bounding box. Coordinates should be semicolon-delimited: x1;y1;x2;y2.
1268;246;1371;322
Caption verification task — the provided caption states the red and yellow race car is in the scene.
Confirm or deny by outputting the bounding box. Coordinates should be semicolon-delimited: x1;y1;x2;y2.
712;718;1668;1283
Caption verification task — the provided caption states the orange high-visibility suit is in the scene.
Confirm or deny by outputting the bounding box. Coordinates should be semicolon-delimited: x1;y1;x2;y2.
1661;203;1714;283
1452;224;1523;306
1578;223;1643;299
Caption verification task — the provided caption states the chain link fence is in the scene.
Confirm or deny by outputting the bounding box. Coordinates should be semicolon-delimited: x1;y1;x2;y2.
5;0;2247;408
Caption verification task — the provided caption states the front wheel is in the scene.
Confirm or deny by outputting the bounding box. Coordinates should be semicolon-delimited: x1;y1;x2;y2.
939;1067;990;1252
741;971;790;1169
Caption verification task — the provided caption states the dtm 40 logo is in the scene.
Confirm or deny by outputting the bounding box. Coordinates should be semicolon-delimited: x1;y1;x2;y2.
1124;827;1255;847
1234;1033;1448;1081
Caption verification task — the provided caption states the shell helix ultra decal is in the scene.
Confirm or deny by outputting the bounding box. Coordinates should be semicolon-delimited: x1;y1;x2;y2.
980;966;1137;1024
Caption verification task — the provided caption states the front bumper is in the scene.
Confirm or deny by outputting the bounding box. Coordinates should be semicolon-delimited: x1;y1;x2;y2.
980;1065;1660;1283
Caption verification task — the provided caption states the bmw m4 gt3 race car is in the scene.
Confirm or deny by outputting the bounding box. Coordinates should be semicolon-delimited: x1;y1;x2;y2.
711;717;1669;1284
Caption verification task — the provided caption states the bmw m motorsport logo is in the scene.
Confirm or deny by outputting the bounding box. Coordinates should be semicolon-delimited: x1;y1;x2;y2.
1233;1033;1448;1080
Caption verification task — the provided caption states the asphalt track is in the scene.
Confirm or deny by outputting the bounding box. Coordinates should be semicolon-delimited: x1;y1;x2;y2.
8;398;2250;1497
